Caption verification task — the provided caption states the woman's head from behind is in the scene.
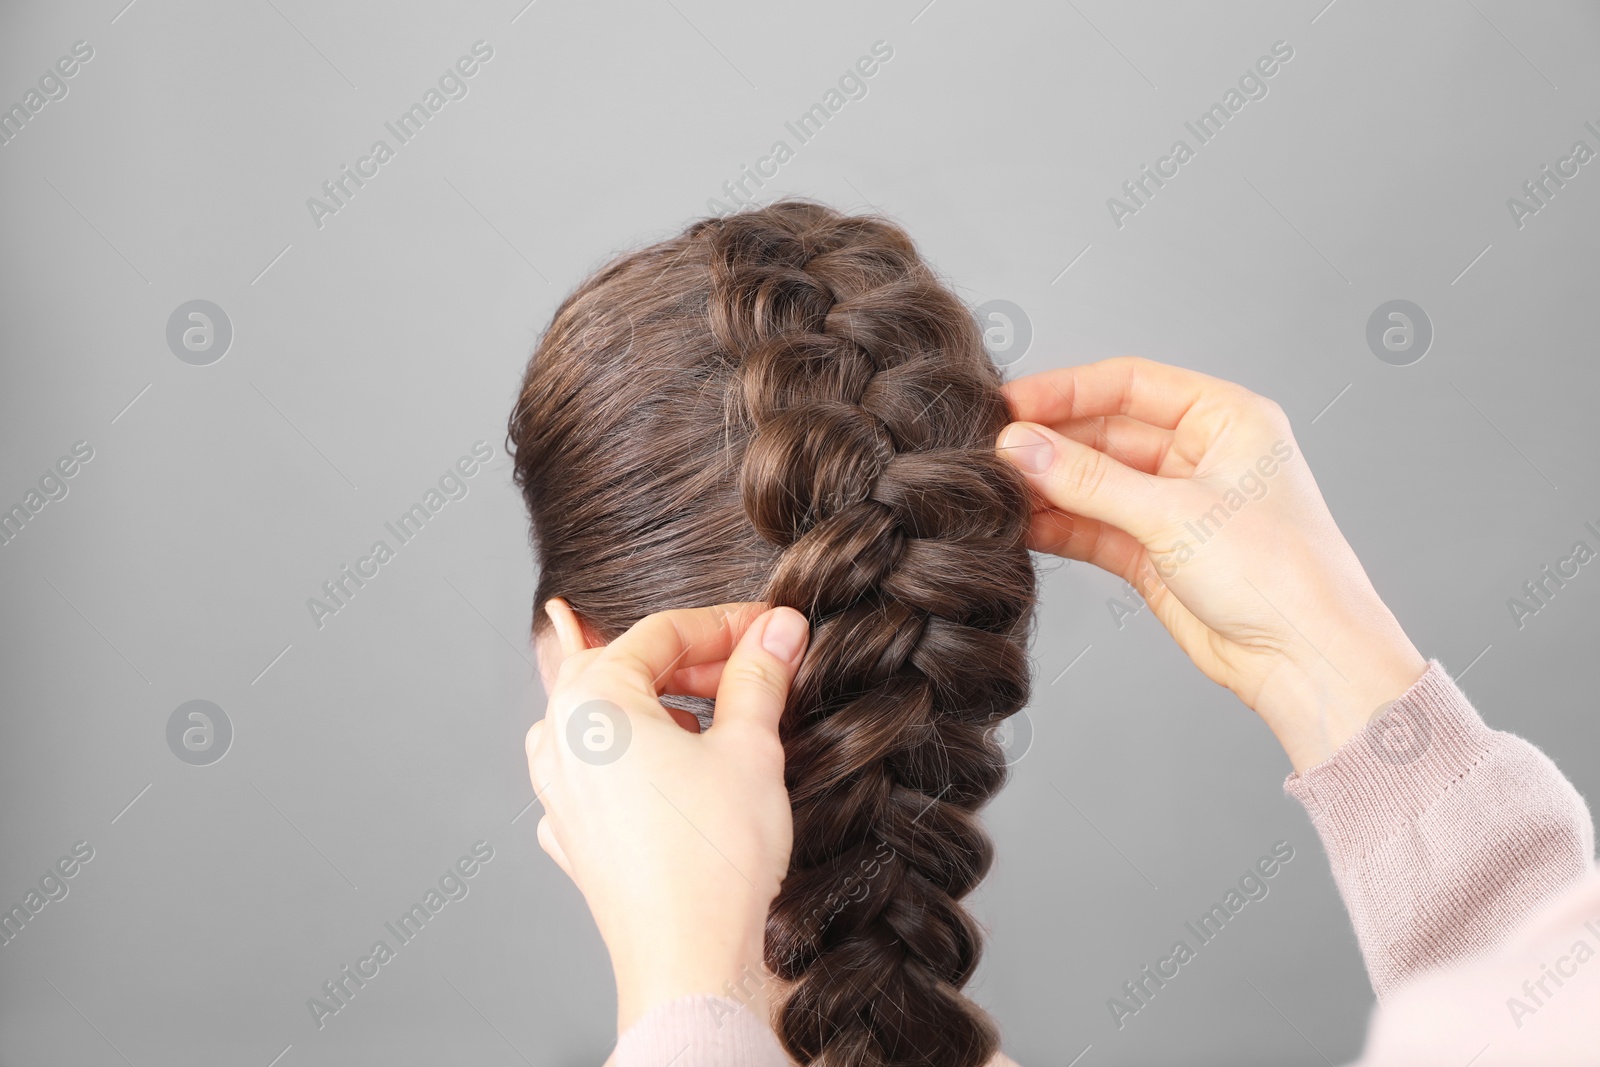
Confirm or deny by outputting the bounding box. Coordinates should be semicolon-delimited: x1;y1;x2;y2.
509;199;1036;1067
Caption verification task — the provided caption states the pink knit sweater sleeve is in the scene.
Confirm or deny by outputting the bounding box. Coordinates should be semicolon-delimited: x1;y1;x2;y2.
1284;658;1594;998
608;993;790;1067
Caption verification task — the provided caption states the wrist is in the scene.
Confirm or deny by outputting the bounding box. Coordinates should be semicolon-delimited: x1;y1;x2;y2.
612;923;771;1035
1255;628;1427;775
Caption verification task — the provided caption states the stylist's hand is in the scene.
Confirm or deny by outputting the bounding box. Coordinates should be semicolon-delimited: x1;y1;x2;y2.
998;356;1426;773
525;602;808;1034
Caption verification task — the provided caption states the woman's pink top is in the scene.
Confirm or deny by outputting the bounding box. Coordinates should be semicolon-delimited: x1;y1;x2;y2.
610;660;1598;1065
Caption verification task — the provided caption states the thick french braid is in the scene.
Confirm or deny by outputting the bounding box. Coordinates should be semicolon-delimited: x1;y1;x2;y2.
509;199;1036;1067
700;203;1036;1066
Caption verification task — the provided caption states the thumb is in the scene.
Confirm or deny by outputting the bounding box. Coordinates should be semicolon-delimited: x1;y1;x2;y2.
708;606;809;740
997;421;1179;543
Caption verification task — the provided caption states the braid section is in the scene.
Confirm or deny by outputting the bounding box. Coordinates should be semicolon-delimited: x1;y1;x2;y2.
699;203;1036;1067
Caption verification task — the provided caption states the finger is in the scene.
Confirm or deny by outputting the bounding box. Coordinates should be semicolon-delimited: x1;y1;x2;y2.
665;660;725;698
582;603;768;712
1055;414;1183;477
998;421;1191;542
1029;512;1217;672
1027;509;1190;612
707;606;808;742
1003;356;1230;431
1025;507;1149;585
552;645;605;691
536;815;574;878
1025;506;1078;557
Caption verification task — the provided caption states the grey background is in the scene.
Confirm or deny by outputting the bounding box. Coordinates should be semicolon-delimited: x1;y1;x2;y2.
2;0;1597;1064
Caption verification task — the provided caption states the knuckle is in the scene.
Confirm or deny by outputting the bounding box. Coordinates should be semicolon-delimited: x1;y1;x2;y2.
728;657;783;696
1257;396;1289;429
1064;445;1110;498
552;649;591;688
1235;388;1285;427
721;722;785;773
638;608;687;641
557;681;621;718
635;608;671;632
751;732;787;770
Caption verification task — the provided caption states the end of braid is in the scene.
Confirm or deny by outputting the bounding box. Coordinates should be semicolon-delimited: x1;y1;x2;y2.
699;201;1037;1067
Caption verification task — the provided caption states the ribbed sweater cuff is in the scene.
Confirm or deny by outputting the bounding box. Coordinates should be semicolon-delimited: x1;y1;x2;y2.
1283;659;1496;859
611;994;789;1067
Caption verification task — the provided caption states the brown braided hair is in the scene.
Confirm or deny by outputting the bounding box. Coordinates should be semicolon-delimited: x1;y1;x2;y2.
508;199;1037;1066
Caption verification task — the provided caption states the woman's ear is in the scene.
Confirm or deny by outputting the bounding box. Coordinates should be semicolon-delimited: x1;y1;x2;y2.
534;597;601;692
545;597;594;656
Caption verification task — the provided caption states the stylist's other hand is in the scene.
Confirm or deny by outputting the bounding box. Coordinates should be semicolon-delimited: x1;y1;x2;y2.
525;602;808;1034
999;356;1426;773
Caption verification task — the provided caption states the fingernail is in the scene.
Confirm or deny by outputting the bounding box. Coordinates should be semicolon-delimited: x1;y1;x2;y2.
999;424;1053;474
761;608;808;663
